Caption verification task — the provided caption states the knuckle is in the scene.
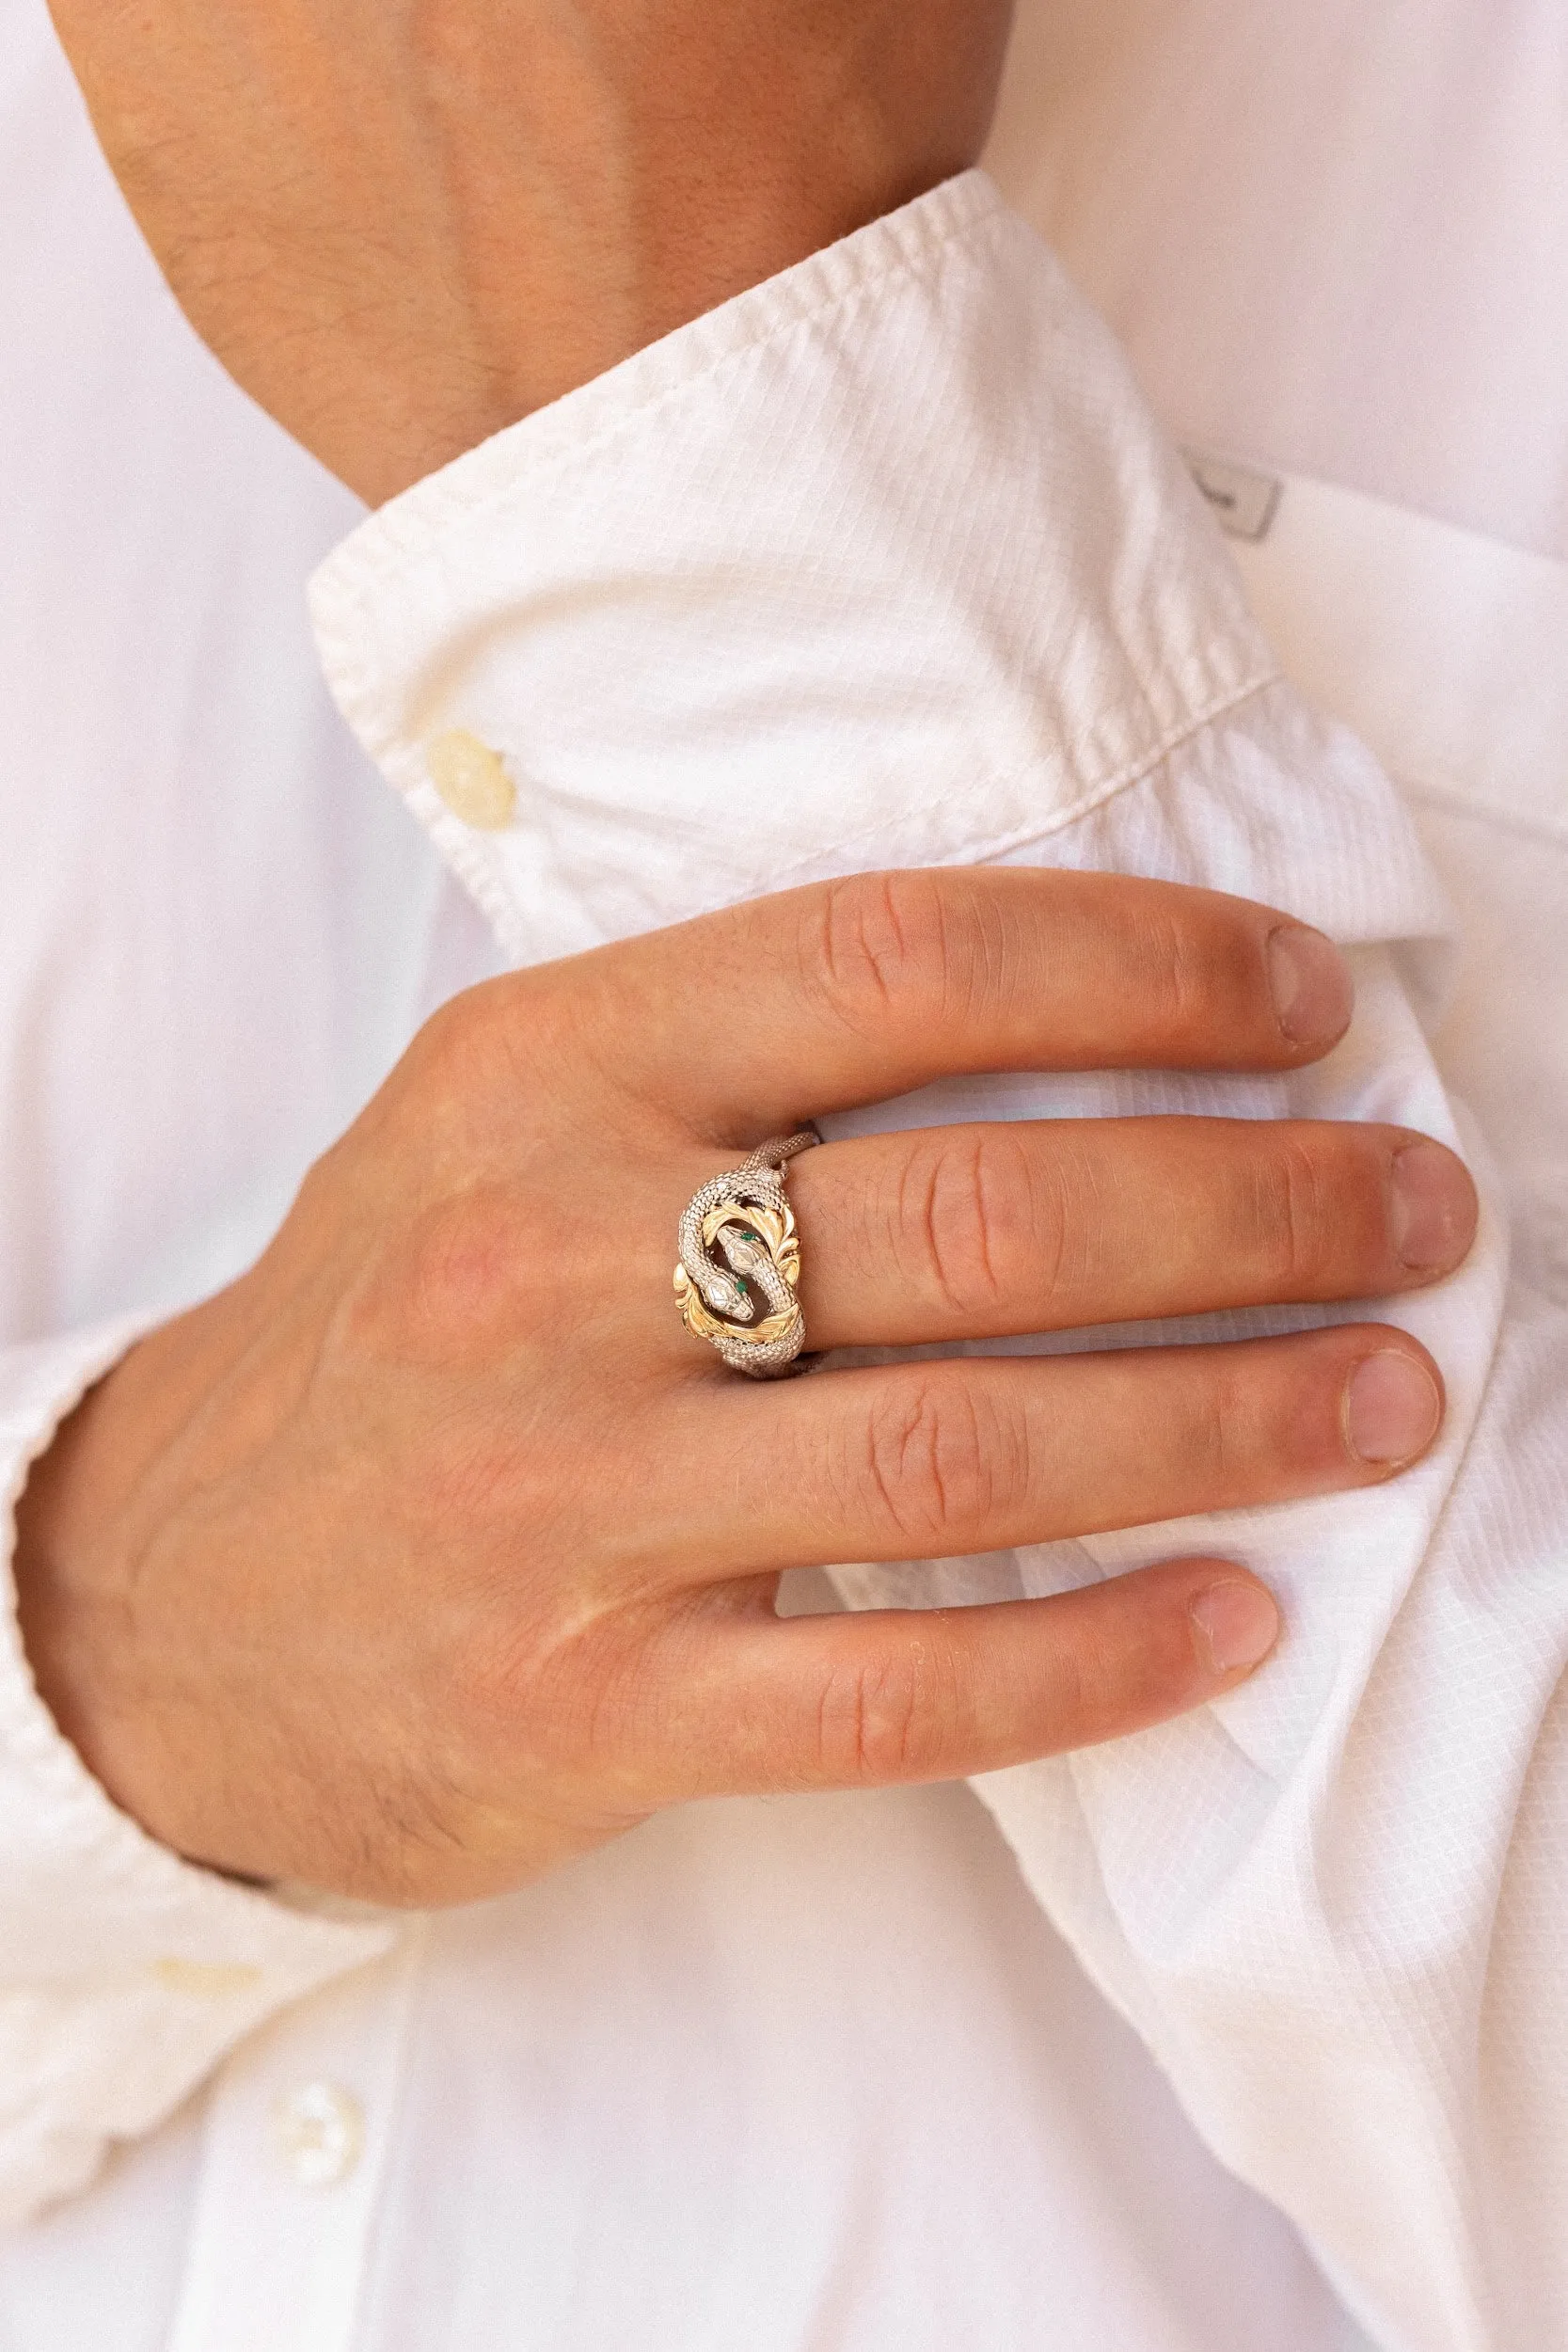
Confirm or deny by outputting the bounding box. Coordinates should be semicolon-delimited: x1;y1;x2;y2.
411;975;562;1115
1254;1136;1337;1290
856;1375;1025;1549
338;1164;586;1384
397;996;499;1138
1128;899;1254;1047
804;871;950;1035
417;1184;522;1306
815;1643;949;1786
899;1130;1048;1318
404;1185;535;1354
1170;1357;1243;1494
413;985;497;1088
1180;1345;1304;1494
1130;904;1209;1041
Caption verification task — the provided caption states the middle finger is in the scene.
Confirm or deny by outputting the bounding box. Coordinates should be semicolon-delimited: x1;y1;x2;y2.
788;1117;1477;1348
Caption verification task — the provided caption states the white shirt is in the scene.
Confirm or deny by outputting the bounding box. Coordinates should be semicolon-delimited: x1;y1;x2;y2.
2;6;1564;2349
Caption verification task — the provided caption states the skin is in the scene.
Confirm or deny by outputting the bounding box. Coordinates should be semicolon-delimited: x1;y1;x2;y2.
46;0;1017;503
15;871;1475;1903
20;7;1477;1903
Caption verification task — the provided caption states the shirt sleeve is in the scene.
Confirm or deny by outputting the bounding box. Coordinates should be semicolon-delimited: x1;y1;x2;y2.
309;169;1567;2349
0;1325;396;2225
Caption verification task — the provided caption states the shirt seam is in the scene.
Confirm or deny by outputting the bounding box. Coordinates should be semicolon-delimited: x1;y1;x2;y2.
759;663;1281;886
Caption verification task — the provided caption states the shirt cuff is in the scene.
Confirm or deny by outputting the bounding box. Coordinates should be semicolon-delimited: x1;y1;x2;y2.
0;1324;397;2223
309;169;1291;964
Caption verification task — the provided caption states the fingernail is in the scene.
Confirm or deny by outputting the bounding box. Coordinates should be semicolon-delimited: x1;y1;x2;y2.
1389;1140;1474;1272
1266;925;1354;1047
1344;1349;1442;1465
1190;1580;1280;1676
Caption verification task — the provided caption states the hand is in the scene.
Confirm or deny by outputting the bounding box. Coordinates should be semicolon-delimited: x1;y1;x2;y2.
47;0;1014;503
14;870;1476;1904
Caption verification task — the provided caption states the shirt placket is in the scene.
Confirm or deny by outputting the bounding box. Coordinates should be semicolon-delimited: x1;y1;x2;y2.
165;1929;425;2352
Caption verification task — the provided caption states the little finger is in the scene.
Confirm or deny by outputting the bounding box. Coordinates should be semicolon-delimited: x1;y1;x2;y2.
661;1556;1282;1798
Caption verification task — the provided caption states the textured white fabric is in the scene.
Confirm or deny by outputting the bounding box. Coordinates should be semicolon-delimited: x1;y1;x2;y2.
984;0;1568;561
2;2;1566;2346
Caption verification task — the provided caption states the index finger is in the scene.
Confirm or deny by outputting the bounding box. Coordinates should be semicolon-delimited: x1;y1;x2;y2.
587;868;1354;1130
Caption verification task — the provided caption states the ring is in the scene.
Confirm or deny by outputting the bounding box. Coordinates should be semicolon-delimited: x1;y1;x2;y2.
674;1130;821;1376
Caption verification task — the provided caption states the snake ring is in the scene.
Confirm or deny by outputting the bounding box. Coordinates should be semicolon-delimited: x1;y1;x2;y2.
673;1130;820;1376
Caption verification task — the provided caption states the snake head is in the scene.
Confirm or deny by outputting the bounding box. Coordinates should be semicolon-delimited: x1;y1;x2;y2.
714;1222;790;1319
700;1268;752;1322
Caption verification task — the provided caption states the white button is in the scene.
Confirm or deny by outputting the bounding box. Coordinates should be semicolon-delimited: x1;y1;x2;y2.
273;2080;364;2187
426;727;516;828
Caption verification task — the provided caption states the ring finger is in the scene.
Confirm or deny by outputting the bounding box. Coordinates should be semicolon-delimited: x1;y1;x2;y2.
657;1323;1445;1580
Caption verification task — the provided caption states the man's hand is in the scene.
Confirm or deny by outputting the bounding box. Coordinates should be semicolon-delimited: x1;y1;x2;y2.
14;871;1474;1905
47;0;1014;503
